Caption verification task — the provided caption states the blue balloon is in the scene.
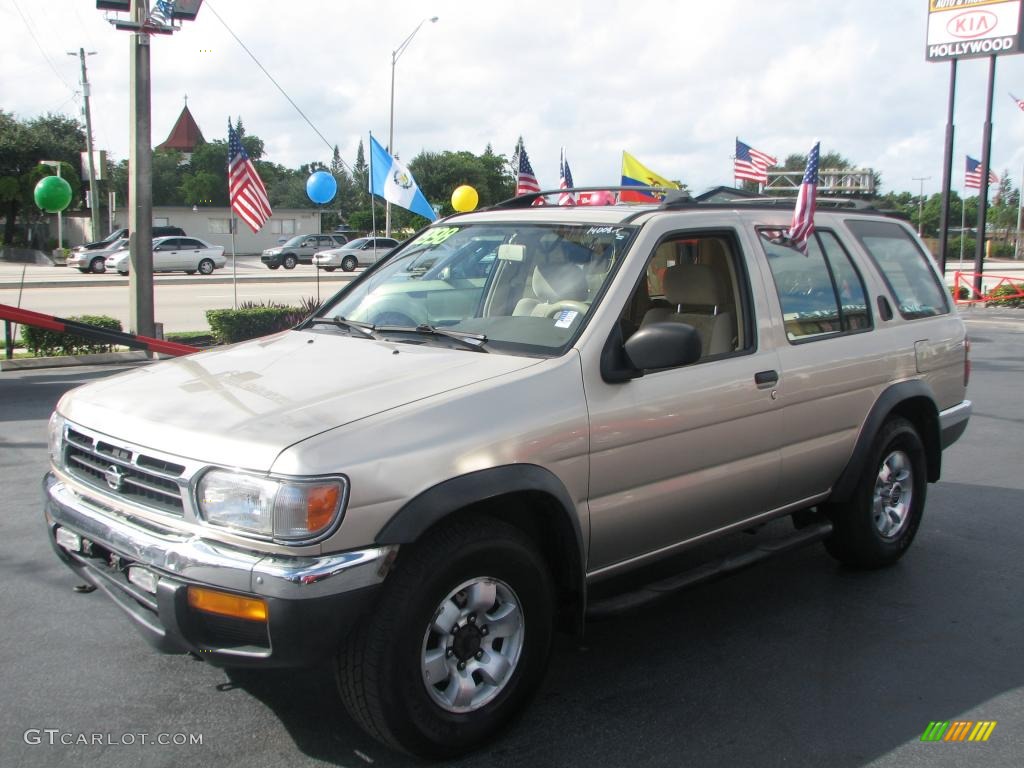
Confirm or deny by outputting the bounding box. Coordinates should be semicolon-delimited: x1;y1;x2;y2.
306;171;338;204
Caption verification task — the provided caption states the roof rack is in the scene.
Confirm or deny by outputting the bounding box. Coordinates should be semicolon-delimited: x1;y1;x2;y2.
487;186;691;210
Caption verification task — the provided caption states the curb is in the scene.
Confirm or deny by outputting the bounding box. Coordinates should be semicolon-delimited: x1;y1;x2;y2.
0;350;158;371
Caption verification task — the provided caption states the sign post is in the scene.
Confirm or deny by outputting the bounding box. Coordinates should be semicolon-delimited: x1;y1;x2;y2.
926;0;1024;284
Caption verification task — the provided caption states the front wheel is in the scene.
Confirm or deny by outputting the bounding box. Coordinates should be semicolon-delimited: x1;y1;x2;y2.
341;255;358;272
282;254;297;270
336;518;554;759
89;257;106;274
323;266;336;272
823;417;927;568
198;258;215;275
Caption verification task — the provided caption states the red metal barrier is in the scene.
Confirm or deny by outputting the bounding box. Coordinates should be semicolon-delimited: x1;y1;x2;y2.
0;303;199;357
951;272;1024;305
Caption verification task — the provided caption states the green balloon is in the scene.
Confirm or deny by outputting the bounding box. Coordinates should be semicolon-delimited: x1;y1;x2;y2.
34;175;73;213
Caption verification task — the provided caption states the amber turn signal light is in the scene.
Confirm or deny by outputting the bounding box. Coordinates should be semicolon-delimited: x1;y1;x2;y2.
187;586;268;622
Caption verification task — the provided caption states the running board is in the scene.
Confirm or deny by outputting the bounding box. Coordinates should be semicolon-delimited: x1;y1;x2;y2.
586;520;833;618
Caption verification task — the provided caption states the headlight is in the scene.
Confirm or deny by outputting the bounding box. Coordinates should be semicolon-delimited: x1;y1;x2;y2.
197;470;347;543
47;412;65;468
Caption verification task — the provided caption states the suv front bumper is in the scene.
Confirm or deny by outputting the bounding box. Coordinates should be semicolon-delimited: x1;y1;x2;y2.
43;473;390;668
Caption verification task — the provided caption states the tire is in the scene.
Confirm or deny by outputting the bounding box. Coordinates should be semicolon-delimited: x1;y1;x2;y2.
78;268;89;274
823;417;927;569
336;517;554;759
185;270;196;275
282;254;298;270
89;257;106;274
341;255;358;272
198;258;215;275
118;270;128;277
324;266;336;272
267;263;280;270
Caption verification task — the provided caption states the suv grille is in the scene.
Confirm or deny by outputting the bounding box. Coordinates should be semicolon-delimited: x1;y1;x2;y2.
64;427;187;516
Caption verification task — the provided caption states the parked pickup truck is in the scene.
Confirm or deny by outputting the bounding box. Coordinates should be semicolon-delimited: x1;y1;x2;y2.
43;189;971;758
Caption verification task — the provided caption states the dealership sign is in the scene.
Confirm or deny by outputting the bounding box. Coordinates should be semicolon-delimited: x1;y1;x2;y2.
927;0;1024;60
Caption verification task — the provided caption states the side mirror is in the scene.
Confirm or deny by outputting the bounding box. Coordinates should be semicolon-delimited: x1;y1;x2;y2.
623;322;702;371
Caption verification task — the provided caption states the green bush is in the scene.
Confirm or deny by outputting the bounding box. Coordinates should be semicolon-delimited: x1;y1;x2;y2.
20;314;123;357
986;282;1024;307
206;306;296;343
948;284;969;301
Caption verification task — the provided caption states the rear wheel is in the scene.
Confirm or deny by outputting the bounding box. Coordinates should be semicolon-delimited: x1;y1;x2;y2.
341;255;358;272
89;257;106;274
198;258;215;275
336;517;554;759
823;417;927;568
324;266;336;272
282;254;298;270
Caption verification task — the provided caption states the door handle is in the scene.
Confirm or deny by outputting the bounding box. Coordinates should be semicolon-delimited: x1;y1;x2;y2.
754;370;779;387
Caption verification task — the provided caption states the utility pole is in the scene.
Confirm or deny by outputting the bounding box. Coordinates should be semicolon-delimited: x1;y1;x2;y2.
70;48;101;241
913;176;931;237
128;0;154;337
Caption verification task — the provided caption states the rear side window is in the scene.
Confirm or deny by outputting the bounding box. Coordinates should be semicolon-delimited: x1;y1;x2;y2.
846;219;949;319
760;229;870;342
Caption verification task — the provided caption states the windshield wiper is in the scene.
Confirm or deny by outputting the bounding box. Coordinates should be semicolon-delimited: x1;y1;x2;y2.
377;323;489;352
308;316;377;339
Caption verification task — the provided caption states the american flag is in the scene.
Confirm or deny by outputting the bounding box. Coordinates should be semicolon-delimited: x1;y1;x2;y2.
1010;92;1024;112
559;150;575;205
516;145;541;195
786;142;819;254
148;0;176;27
734;138;776;184
228;120;272;233
965;155;998;190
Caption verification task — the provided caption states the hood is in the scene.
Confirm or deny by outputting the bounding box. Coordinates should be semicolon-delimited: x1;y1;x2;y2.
59;330;541;471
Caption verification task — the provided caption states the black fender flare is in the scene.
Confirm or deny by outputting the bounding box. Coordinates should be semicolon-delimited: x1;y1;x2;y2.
375;465;587;624
829;380;941;503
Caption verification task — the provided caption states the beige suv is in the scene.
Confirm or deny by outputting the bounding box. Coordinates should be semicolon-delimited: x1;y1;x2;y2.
43;191;971;758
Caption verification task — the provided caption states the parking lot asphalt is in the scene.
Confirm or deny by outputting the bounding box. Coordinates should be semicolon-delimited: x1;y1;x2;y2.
0;314;1021;768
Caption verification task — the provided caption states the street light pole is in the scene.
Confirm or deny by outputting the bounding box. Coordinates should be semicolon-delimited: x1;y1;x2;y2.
128;0;154;337
385;15;438;239
69;48;101;242
39;161;64;250
913;176;931;237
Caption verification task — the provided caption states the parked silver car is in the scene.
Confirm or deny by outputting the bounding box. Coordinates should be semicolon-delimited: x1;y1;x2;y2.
43;190;971;758
66;238;129;273
105;236;226;275
260;234;348;270
312;237;399;272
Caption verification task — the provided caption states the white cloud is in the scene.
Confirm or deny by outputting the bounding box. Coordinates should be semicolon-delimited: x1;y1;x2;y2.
5;0;1024;196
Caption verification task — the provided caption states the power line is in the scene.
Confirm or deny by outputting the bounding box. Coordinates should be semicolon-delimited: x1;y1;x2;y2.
10;0;77;95
203;0;352;174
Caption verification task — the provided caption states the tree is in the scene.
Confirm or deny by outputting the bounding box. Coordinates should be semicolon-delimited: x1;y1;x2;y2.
0;111;86;245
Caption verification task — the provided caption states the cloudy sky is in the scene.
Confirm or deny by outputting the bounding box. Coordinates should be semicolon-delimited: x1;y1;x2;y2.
6;0;1024;199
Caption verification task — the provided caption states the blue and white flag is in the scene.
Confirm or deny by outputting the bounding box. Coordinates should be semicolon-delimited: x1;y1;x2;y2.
369;134;437;221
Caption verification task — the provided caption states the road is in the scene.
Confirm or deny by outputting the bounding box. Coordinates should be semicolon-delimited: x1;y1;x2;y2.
0;256;357;334
0;313;1022;768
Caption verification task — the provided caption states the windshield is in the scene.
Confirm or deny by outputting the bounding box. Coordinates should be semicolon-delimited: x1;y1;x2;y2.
281;235;306;247
318;222;637;356
345;238;370;249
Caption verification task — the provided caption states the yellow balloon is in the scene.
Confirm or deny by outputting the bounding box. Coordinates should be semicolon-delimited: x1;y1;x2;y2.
451;185;479;212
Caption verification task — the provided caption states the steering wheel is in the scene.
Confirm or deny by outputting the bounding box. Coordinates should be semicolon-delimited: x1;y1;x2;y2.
545;300;590;319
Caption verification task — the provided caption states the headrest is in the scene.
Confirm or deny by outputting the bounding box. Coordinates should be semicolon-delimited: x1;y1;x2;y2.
533;263;589;303
663;263;726;307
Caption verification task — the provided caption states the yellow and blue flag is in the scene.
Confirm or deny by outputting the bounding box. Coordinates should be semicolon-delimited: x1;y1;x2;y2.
620;151;679;202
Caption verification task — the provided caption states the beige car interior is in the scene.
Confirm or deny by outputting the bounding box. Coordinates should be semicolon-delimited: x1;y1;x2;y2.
624;236;745;359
